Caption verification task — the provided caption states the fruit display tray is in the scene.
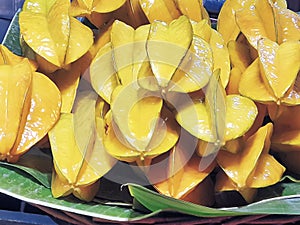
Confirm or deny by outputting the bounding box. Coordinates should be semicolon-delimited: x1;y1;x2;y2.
0;1;300;225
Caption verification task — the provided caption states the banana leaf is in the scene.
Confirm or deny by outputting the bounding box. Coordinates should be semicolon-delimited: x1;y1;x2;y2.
128;182;300;217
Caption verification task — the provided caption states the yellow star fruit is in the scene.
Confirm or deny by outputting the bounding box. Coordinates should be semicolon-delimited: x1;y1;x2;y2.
147;15;193;88
111;21;150;86
217;0;255;44
217;123;285;189
235;0;278;49
49;92;116;201
103;105;179;166
176;71;257;154
168;35;213;93
215;170;257;203
239;39;300;105
19;0;93;73
147;144;216;205
0;58;61;162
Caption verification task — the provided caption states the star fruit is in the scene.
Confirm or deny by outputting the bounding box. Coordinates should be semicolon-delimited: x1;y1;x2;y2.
216;123;286;202
103;86;179;166
147;143;216;205
90;20;151;103
147;15;193;88
90;16;212;101
217;0;287;45
48;25;114;114
215;170;257;203
19;0;93;73
193;21;231;89
217;0;256;44
90;16;219;166
239;38;300;107
0;57;61;162
176;70;258;157
49;91;116;201
235;0;279;49
192;19;231;88
140;16;214;93
110;20;151;86
236;0;299;48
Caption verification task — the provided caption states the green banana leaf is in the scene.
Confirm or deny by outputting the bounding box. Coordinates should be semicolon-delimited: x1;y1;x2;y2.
0;161;51;188
128;182;300;217
0;164;155;221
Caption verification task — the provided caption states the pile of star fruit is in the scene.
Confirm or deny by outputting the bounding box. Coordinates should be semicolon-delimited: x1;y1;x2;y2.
0;0;299;206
